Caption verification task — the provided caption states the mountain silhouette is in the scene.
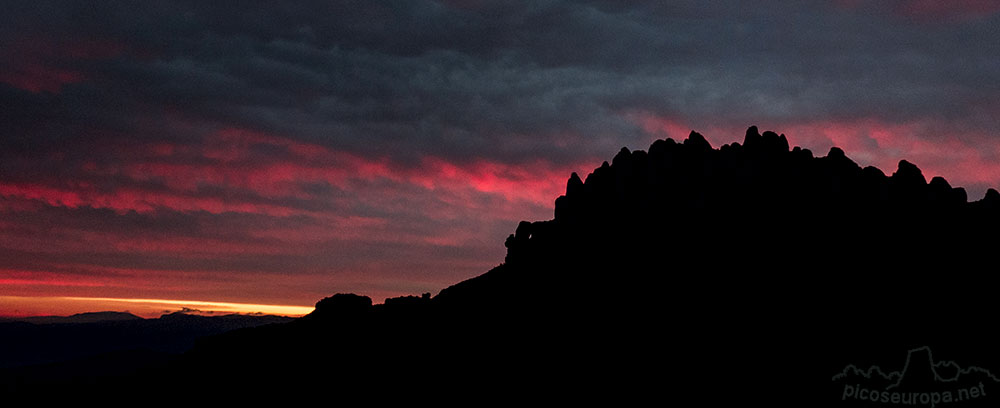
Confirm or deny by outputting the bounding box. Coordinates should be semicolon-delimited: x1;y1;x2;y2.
5;311;142;325
9;127;1000;405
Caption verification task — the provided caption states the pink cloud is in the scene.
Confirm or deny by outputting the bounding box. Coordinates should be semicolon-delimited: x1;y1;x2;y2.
2;128;584;217
0;126;598;313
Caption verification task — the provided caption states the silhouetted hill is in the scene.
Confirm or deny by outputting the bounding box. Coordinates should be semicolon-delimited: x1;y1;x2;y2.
9;311;142;325
13;127;1000;405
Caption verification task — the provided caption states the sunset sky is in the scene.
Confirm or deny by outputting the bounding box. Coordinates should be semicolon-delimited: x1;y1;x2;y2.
3;1;1000;317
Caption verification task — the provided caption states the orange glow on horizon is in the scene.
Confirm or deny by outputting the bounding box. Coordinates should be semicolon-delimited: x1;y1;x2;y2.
0;295;314;319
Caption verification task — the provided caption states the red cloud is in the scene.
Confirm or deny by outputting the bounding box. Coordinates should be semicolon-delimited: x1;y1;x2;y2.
2;128;584;217
0;183;86;208
0;36;127;93
0;126;595;315
778;120;1000;192
0;66;84;93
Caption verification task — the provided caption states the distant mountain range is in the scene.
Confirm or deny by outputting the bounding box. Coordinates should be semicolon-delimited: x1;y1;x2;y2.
1;311;143;325
7;127;1000;405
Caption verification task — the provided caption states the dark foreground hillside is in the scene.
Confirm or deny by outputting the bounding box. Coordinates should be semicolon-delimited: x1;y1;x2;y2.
0;312;291;394
15;127;1000;405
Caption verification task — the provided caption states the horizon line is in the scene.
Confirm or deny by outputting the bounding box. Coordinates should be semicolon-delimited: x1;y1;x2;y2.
0;295;315;318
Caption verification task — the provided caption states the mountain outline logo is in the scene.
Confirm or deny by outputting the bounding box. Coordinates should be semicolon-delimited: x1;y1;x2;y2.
832;346;1000;407
833;346;1000;388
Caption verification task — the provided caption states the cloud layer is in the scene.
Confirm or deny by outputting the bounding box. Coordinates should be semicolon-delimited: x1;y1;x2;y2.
3;1;1000;311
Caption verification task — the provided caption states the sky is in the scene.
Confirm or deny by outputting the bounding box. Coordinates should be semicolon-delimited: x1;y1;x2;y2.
3;1;1000;317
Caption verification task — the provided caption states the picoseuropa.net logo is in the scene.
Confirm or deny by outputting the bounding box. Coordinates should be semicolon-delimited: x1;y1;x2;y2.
832;347;1000;407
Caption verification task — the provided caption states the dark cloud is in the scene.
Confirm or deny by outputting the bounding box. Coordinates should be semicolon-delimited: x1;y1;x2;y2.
6;1;1000;162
